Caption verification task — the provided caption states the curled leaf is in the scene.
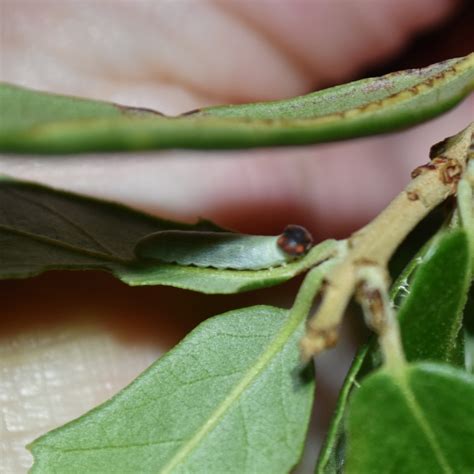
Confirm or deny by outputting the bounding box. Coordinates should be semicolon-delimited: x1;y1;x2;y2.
0;176;335;293
1;54;473;154
134;225;313;270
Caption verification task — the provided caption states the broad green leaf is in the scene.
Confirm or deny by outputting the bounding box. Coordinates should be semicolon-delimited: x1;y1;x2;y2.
345;363;474;474
0;176;336;294
29;264;329;473
396;228;471;364
315;226;471;473
1;54;473;154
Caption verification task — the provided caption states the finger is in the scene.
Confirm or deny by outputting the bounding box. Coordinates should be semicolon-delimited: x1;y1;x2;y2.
0;2;466;471
1;0;458;112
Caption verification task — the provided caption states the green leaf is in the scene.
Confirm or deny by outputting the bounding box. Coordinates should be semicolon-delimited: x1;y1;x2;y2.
1;54;473;154
29;264;330;473
395;228;471;364
346;363;474;474
0;176;336;293
465;286;474;334
314;345;369;474
134;225;313;270
315;226;472;473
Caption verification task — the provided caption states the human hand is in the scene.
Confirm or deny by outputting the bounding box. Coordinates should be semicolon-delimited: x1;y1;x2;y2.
1;1;472;471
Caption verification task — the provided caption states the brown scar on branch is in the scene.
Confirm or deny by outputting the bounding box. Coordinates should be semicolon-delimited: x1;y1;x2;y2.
406;190;419;201
300;122;474;361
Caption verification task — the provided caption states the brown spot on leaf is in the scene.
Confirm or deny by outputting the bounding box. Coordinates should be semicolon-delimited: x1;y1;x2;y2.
116;104;164;117
180;108;203;117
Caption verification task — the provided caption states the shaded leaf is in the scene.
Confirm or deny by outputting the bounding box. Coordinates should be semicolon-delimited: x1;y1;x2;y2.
1;54;473;154
315;226;471;473
466;330;474;374
0;176;336;294
29;265;330;473
346;363;474;474
465;286;474;334
314;345;369;474
465;287;474;373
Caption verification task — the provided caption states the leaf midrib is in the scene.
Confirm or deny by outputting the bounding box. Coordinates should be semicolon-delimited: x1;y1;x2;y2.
159;311;301;472
4;187;116;255
157;264;329;472
396;370;453;474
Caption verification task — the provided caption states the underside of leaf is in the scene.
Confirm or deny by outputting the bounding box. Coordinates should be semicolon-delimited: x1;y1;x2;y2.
1;54;472;154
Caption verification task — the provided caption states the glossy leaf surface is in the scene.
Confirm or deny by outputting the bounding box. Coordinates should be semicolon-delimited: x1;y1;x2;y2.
315;226;472;473
1;54;473;154
29;265;329;473
0;176;335;293
346;363;474;474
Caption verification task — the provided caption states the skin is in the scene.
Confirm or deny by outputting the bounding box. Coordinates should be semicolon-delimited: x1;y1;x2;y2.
0;1;473;472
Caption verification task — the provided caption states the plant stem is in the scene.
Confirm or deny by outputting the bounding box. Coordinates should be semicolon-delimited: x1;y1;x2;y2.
301;122;474;360
355;265;405;372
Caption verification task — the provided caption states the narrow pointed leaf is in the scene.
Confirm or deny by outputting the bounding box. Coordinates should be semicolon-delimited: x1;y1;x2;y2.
314;345;369;474
0;176;336;293
29;265;330;473
1;54;473;154
315;226;471;473
346;363;474;473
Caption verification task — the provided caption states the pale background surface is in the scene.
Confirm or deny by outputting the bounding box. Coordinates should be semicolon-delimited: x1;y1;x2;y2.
1;1;473;472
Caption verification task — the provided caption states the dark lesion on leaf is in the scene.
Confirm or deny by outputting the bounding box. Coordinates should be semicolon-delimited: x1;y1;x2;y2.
115;104;165;117
179;108;203;117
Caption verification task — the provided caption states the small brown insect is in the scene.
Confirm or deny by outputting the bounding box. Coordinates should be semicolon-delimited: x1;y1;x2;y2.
277;225;313;256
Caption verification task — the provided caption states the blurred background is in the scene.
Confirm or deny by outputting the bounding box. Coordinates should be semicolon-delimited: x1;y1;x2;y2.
1;1;473;472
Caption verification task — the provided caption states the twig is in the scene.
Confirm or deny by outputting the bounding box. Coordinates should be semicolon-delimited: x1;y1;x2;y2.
301;122;474;361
